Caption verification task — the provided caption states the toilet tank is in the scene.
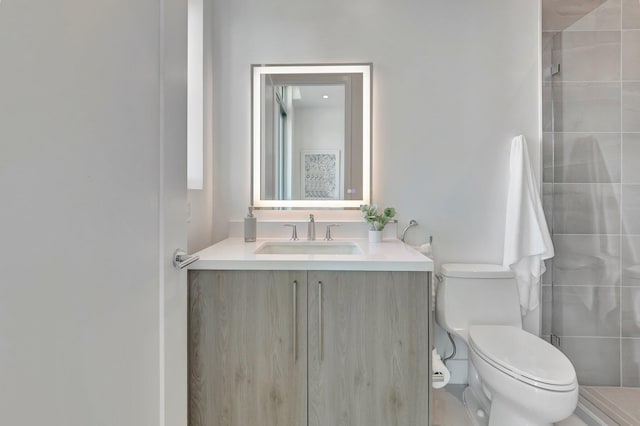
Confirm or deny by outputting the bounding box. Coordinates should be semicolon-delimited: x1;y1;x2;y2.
435;263;522;343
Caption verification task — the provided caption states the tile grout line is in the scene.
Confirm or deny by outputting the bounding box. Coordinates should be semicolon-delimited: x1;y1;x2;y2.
544;284;640;288
559;336;625;339
552;183;636;185
543;29;640;33
552;165;557;337
549;80;640;84
619;0;623;388
549;31;556;337
543;131;640;133
552;233;638;236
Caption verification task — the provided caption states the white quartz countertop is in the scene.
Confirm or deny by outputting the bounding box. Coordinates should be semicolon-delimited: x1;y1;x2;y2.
189;238;434;272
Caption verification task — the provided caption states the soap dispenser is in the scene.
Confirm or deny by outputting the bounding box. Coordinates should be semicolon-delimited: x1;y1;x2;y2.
244;207;256;242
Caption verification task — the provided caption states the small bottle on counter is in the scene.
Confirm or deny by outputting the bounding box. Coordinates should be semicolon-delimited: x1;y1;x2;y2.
244;207;257;242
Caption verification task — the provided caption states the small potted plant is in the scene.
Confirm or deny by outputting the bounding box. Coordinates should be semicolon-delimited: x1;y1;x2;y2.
360;204;396;242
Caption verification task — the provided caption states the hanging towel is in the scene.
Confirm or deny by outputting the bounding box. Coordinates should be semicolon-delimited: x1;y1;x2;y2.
503;135;554;314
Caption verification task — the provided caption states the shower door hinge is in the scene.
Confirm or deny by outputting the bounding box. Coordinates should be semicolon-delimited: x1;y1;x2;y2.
550;64;561;76
550;334;560;347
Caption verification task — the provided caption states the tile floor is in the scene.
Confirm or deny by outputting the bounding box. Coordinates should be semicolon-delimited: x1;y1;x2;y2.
432;384;588;426
432;385;473;426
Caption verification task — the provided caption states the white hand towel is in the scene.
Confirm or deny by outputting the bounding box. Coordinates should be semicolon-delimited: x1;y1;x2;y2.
503;135;554;314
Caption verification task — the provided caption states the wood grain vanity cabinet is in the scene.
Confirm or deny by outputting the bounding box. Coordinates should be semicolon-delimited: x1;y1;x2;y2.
189;270;429;426
189;270;307;426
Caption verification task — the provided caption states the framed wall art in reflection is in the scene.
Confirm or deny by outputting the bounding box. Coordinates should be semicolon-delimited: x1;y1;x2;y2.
301;150;341;200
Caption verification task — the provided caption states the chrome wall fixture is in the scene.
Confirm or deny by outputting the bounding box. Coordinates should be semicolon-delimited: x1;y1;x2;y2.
173;249;200;269
401;219;418;242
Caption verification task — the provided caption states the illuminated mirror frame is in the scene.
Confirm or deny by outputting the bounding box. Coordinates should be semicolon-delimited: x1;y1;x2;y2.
252;63;371;209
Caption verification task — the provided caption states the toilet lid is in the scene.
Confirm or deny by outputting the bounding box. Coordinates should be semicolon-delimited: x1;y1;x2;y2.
469;325;577;391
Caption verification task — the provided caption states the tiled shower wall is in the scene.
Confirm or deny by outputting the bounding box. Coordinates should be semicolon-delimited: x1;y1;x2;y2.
541;0;640;387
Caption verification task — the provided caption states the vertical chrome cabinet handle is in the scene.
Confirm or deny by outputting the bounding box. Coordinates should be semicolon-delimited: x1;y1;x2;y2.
292;280;297;361
318;280;323;362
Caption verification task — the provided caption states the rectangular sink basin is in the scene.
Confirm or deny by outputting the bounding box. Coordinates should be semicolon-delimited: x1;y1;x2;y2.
255;241;363;255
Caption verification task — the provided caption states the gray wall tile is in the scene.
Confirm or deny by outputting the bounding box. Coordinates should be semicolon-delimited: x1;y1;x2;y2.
542;32;558;83
543;83;553;132
622;236;640;286
622;0;640;29
553;286;620;336
543;259;554;285
553;183;620;234
543;183;554;228
569;0;621;31
543;133;554;183
623;134;640;183
554;133;621;183
623;82;640;132
560;336;621;386
621;338;640;386
553;83;621;132
543;0;620;32
553;31;620;82
542;285;552;336
622;287;640;337
622;184;640;234
622;30;640;80
553;235;620;286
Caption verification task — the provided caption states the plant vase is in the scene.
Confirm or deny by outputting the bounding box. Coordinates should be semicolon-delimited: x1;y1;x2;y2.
368;230;383;243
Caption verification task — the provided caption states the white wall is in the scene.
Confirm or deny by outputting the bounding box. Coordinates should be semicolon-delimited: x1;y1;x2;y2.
209;0;540;381
210;0;540;253
0;0;188;424
292;106;345;199
188;0;215;253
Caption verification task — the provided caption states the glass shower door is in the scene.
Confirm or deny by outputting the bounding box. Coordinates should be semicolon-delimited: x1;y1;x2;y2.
543;0;640;388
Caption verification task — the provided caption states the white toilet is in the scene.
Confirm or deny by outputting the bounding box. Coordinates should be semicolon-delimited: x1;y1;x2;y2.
435;263;578;426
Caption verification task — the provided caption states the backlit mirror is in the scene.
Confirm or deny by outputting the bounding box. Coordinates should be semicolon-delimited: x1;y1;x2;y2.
252;64;371;208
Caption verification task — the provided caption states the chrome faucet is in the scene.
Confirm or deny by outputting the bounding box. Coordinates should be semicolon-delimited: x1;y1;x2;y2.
307;214;315;240
324;224;339;241
284;224;298;240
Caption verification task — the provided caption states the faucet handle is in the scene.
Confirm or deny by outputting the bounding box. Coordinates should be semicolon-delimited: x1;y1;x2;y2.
324;224;340;241
283;224;298;240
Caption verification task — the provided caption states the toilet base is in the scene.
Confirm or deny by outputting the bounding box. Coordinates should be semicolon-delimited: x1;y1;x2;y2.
488;394;552;426
462;386;489;426
463;384;559;426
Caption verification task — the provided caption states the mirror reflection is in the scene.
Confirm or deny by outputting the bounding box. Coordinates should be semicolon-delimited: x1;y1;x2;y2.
252;64;371;209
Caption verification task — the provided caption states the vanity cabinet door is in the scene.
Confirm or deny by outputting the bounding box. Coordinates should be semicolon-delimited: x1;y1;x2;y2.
188;270;307;426
307;271;429;426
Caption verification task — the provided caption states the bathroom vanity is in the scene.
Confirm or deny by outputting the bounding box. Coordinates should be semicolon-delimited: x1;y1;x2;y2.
188;238;433;426
186;62;434;426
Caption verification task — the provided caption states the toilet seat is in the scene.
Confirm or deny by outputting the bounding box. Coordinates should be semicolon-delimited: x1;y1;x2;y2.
469;325;577;392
